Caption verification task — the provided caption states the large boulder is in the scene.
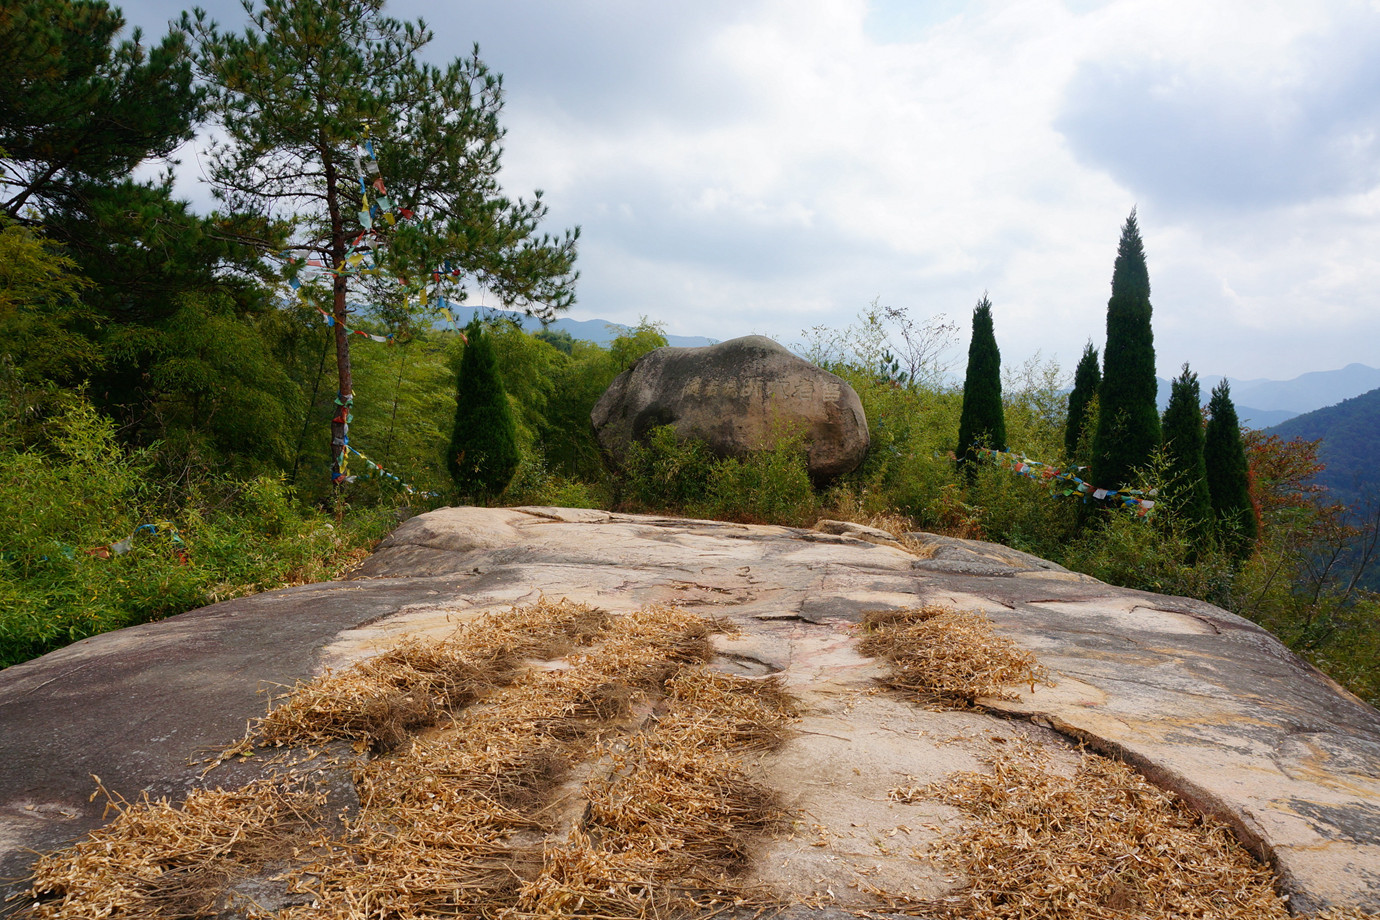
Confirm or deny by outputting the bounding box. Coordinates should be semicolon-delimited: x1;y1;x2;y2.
590;335;868;480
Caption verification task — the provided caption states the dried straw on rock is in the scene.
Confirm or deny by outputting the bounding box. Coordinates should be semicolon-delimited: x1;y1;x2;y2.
860;604;1049;705
21;599;795;920
909;741;1296;920
20;779;329;919
225;597;612;756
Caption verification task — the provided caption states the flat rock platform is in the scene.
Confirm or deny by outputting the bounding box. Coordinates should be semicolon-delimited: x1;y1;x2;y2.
2;506;1379;915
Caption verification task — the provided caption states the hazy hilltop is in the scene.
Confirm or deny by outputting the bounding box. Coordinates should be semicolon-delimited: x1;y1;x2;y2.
444;306;717;349
1269;386;1380;503
1156;363;1380;428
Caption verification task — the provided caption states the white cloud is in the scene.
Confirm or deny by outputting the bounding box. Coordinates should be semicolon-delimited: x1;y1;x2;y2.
116;0;1380;381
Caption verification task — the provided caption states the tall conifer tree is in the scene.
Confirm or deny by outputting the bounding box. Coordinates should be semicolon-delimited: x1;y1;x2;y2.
956;294;1005;471
1;0;200;223
1160;364;1211;540
1065;340;1101;462
1092;208;1161;490
192;0;578;484
1204;380;1257;560
448;321;518;499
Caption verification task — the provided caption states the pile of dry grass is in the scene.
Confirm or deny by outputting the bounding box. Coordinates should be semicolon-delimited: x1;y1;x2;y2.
272;604;791;920
224;597;611;755
22;600;796;920
860;605;1050;706
518;668;794;918
20;779;328;919
915;742;1295;920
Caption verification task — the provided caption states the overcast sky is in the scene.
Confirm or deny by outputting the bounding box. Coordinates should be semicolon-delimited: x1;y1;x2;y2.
120;0;1380;382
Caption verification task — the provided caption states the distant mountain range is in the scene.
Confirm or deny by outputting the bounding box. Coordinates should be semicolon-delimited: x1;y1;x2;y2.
1156;363;1380;427
443;305;718;349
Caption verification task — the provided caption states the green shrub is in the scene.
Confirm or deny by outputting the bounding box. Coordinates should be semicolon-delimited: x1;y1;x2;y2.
963;460;1081;561
618;426;717;511
502;447;607;510
0;398;393;669
701;441;817;526
1060;508;1234;603
614;426;818;526
831;369;964;527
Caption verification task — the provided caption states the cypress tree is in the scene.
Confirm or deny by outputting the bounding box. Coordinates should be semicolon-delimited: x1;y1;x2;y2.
956;294;1006;471
1160;364;1211;540
448;322;519;500
1204;380;1257;560
1064;340;1101;462
1091;208;1161;491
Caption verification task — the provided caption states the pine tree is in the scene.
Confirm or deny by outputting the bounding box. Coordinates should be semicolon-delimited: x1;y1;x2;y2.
1065;340;1101;462
1160;364;1211;540
448;322;518;499
1091;209;1161;491
956;294;1005;471
0;0;200;223
191;0;578;484
1204;380;1257;560
0;0;258;441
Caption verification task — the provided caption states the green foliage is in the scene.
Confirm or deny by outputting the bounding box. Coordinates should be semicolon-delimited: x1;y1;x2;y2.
824;361;961;526
0;396;391;668
501;446;605;510
963;459;1081;560
956;294;1006;469
0;221;103;453
1204;380;1257;560
607;319;669;374
1;0;237;366
961;354;1079;557
1064;341;1100;462
0;0;201;221
339;330;456;499
540;321;667;481
534;326;576;354
616;425;816;526
618;426;716;511
1092;209;1161;491
485;319;563;451
105;292;303;475
191;0;579;481
701;441;817;526
1001;353;1066;461
1159;364;1211;543
447;322;519;500
1228;434;1380;703
1063;507;1235;605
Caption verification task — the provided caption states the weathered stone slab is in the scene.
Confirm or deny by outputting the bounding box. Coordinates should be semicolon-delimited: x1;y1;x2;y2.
3;506;1379;915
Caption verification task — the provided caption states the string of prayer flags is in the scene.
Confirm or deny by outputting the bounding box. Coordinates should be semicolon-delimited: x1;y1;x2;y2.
437;301;469;342
341;442;438;497
974;447;1157;518
280;130;482;339
84;522;189;562
331;393;354;485
294;300;399;343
